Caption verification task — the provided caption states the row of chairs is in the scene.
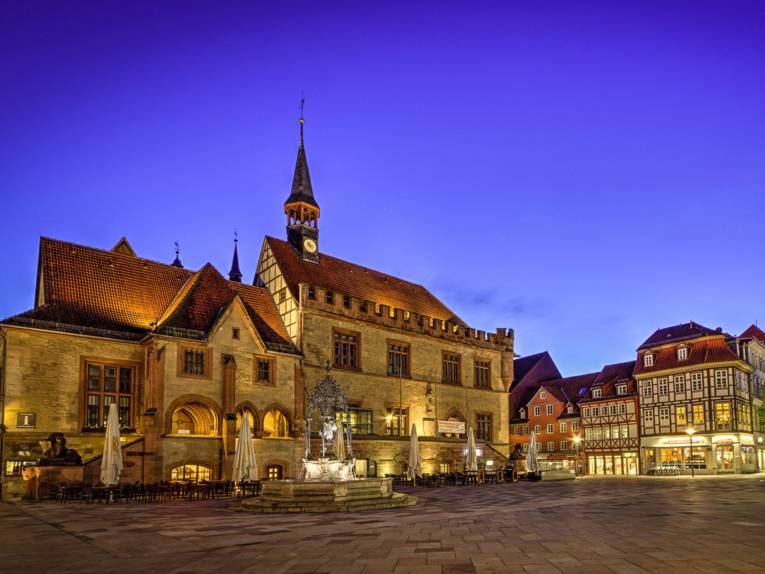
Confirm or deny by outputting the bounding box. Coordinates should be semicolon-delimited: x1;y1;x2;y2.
50;480;261;503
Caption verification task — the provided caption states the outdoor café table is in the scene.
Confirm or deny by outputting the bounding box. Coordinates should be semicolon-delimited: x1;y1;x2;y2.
484;471;498;485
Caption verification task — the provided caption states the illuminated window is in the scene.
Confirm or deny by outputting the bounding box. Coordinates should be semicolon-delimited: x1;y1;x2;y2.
387;342;410;377
266;464;283;480
339;406;373;435
442;353;461;385
692;404;704;424
263;408;289;437
171;464;211;483
715;402;731;430
385;408;408;436
84;362;134;429
675;405;687;426
171;402;219;436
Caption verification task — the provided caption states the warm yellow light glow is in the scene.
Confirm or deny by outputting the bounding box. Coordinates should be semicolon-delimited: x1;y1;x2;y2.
685;427;696;436
573;435;581;444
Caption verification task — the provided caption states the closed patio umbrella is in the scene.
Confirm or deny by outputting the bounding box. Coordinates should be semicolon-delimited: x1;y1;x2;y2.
527;431;540;474
232;414;258;482
466;427;478;472
408;424;421;483
100;403;123;486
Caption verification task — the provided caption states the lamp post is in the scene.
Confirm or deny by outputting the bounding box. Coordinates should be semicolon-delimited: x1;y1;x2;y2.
573;435;582;476
685;426;697;478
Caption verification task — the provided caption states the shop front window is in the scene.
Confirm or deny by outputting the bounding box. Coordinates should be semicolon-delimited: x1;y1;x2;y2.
717;445;735;471
171;464;212;482
741;446;754;467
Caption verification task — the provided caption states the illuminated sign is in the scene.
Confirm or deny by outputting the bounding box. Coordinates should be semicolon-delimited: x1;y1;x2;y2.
658;436;708;446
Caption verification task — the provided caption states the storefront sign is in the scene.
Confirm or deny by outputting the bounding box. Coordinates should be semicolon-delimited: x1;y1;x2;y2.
712;435;739;445
656;436;708;447
741;435;754;446
437;420;465;434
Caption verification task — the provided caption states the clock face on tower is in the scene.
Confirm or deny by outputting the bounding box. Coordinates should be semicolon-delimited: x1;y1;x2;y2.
303;238;317;254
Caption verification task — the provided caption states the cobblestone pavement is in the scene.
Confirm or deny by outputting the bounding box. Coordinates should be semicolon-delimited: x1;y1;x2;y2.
2;476;765;574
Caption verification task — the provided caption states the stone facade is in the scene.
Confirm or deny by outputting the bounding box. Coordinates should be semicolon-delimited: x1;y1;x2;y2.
1;300;302;499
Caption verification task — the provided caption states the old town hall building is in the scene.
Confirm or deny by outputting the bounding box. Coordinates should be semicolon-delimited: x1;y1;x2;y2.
0;120;514;498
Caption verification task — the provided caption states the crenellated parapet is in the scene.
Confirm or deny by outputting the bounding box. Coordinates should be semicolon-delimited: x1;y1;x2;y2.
298;283;514;352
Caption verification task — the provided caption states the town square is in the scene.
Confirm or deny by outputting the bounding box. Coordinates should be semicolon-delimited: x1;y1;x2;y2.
2;1;765;573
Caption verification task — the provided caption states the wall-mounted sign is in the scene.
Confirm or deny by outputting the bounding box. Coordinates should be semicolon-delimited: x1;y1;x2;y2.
16;413;36;428
657;436;709;447
741;435;754;446
437;420;465;434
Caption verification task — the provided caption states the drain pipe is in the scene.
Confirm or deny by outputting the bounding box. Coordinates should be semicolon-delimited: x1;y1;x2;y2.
0;329;8;495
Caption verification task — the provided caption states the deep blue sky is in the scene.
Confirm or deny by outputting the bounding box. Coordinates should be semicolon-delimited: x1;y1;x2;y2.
2;1;764;375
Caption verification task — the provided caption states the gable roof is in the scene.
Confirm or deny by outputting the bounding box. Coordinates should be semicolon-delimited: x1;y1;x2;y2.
265;236;464;324
592;360;636;387
740;324;765;343
3;237;295;352
634;336;743;376
509;352;562;420
638;321;724;350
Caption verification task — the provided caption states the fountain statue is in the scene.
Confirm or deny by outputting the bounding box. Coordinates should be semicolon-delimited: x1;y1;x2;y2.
238;362;416;512
302;363;355;481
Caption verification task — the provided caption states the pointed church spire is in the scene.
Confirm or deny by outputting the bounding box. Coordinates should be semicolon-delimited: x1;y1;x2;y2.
228;231;243;283
284;97;319;209
171;241;183;268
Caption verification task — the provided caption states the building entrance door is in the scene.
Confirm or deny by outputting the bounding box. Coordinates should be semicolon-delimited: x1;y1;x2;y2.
625;457;638;475
716;445;734;472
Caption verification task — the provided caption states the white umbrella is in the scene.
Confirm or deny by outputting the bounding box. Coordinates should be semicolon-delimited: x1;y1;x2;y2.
407;424;421;482
232;414;258;482
335;421;347;461
466;427;478;472
527;431;540;474
100;403;123;486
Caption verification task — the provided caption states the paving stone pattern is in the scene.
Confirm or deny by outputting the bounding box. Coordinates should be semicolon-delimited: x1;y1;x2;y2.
2;476;765;573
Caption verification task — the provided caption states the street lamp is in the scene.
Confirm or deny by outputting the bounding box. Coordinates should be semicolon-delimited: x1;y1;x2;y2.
685;426;697;478
573;435;582;476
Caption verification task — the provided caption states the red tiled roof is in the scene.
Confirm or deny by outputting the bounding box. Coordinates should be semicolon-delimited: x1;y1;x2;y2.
634;336;741;375
592;361;636;387
265;236;464;324
740;324;765;343
4;237;294;351
638;321;725;350
510;370;597;420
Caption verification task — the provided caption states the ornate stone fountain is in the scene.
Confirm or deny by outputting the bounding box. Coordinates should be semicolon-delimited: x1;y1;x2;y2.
240;365;415;513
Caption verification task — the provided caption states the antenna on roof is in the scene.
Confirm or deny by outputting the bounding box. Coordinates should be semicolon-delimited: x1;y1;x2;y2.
299;92;305;148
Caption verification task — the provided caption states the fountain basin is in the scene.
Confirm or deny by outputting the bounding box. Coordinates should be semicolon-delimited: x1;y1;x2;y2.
237;478;416;513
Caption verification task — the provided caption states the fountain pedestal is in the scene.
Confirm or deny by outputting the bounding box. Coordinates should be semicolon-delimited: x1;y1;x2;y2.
238;477;415;513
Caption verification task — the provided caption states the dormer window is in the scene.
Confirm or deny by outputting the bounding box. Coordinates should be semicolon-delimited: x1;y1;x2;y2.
616;384;627;396
519;408;526;419
678;347;688;361
592;388;602;398
644;354;654;367
567;405;573;414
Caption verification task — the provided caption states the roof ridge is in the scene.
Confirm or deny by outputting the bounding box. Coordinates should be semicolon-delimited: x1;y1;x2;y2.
41;236;193;272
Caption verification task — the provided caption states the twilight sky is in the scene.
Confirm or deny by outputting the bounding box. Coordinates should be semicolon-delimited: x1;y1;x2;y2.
1;1;764;375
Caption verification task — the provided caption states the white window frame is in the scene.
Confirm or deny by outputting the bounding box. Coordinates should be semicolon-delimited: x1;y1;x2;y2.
659;407;670;421
644;354;654;367
534;424;541;434
616;384;627;396
559;422;567;433
547;441;555;452
546;404;554;415
715;370;728;389
546;423;554;433
560;440;568;451
534;405;541;416
642;381;653;397
592;388;602;398
572;421;579;431
540;391;546;399
658;378;668;395
678;347;688;361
